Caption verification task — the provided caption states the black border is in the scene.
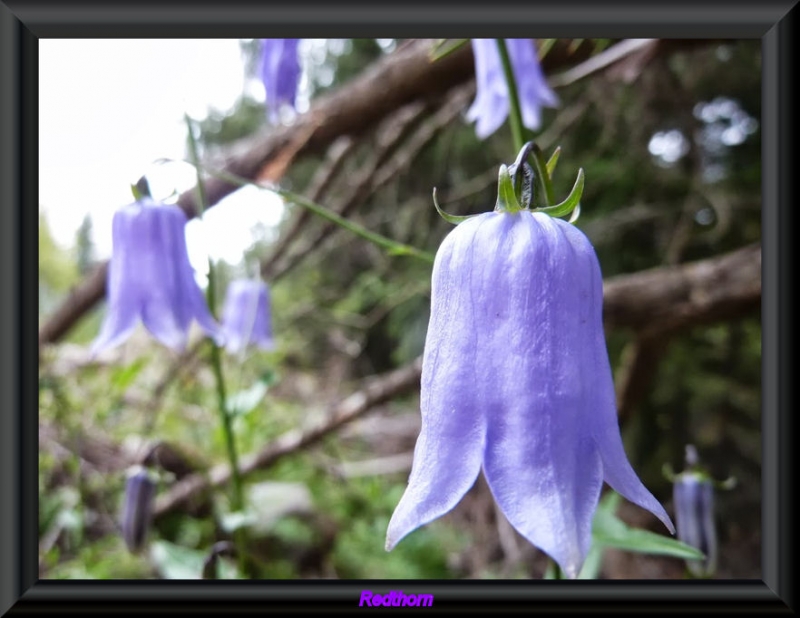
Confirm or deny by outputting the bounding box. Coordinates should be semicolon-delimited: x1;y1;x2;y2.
3;1;795;614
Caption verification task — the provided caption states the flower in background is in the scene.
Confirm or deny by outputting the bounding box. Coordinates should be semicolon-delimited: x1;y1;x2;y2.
672;445;719;577
121;466;156;553
260;38;301;123
466;38;558;139
91;197;223;354
220;279;274;355
386;170;673;578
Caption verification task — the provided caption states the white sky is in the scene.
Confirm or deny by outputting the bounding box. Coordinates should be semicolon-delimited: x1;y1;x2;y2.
39;39;285;274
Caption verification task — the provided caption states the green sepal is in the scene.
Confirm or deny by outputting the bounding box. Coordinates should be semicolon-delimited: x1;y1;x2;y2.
546;146;561;177
494;164;524;214
534;168;584;218
432;187;477;225
130;176;151;201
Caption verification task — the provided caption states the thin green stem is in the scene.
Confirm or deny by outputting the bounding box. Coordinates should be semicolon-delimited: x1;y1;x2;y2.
176;160;435;265
495;38;525;155
184;115;248;577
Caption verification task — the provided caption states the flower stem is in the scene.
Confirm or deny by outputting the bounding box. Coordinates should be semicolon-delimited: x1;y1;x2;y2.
175;159;435;265
185;115;249;577
495;38;525;155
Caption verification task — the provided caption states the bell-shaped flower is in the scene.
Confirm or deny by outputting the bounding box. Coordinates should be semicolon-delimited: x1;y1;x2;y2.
121;466;157;553
672;445;718;577
386;169;673;578
91;197;223;355
260;38;301;123
466;38;559;139
220;279;275;355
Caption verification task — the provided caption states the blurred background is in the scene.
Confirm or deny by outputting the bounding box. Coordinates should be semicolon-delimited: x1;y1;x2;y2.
38;38;761;579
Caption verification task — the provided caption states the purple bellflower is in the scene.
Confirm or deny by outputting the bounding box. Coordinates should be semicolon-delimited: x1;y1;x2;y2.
220;279;275;355
672;445;718;577
91;197;223;355
121;466;156;553
386;166;673;578
260;38;301;123
466;39;559;139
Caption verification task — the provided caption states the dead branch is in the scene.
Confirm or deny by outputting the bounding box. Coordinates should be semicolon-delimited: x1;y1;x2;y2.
268;84;475;282
262;99;434;280
602;243;761;336
153;356;424;519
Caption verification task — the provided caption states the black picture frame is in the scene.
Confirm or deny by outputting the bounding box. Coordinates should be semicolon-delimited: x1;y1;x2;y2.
3;1;795;613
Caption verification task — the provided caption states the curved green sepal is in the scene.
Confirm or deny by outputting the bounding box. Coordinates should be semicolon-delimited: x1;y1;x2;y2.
495;164;524;214
546;146;561;177
568;202;581;224
131;176;151;201
432;187;476;225
534;167;584;218
429;38;470;62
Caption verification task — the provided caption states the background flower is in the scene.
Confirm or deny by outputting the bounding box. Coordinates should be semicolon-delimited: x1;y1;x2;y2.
220;279;275;355
91;197;222;354
466;38;559;139
260;38;301;123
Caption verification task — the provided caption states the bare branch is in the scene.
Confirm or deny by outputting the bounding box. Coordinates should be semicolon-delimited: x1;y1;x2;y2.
153;357;424;519
602;243;761;335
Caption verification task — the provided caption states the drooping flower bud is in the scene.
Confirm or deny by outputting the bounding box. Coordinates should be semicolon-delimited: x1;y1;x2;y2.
220;279;275;355
121;466;157;553
386;160;673;578
260;38;301;123
672;445;718;577
466;39;558;139
91;197;223;354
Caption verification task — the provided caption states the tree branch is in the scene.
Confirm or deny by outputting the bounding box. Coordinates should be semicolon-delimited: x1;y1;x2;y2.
153;356;424;519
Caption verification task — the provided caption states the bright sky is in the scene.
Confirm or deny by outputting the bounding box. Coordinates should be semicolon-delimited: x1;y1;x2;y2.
39;39;285;276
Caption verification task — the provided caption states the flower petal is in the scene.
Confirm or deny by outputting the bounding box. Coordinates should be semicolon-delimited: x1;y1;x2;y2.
385;215;494;550
579;234;675;535
91;205;143;355
476;212;603;577
466;39;511;139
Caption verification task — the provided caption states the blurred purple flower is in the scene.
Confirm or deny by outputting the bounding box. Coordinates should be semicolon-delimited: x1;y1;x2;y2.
121;466;156;553
673;446;717;577
91;197;222;354
220;279;275;355
260;38;301;123
386;208;673;578
466;39;558;139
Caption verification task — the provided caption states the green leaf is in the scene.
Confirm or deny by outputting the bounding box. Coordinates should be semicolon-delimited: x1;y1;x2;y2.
150;540;205;579
429;38;470;62
110;358;147;392
576;544;604;579
592;492;704;560
150;540;241;579
226;380;269;418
